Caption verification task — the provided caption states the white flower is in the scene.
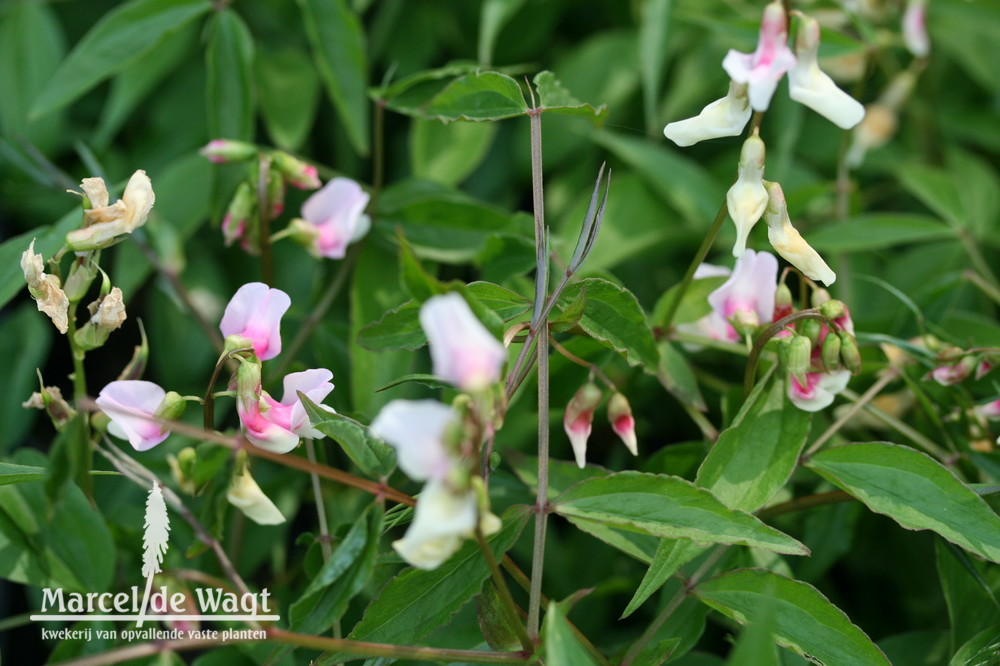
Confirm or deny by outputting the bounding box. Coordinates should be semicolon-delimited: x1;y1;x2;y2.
763;181;836;286
392;480;500;570
420;293;506;392
370;400;459;482
788;370;851;411
788;16;865;129
227;471;285;525
66;171;155;251
902;0;930;58
21;239;69;334
726;135;769;257
663;81;752;147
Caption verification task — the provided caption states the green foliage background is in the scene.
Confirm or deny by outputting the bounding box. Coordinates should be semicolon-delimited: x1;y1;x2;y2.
1;0;999;664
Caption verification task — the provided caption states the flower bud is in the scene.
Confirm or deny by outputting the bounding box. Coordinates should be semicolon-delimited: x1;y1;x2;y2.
199;139;257;163
155;391;187;423
564;382;602;469
811;288;832;308
607;392;638;456
117;324;149;381
21;240;69;334
929;357;974;386
798;318;822;347
839;331;862;374
267;166;286;217
774;282;794;320
786;335;813;386
227;468;285;525
272;151;320;190
63;258;99;303
727;135;768;257
821;331;843;373
75;287;128;350
222;182;256;248
22;385;75;430
762;181;836;286
819;299;846;321
167;447;198;495
976;357;995;381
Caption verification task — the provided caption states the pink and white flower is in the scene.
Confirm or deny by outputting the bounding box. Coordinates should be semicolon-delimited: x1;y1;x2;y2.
220;283;291;361
975;399;1000;421
788;369;851;412
290;178;371;259
564;382;602;468
722;1;797;111
663;81;752;147
237;366;335;454
370;399;459;481
420;293;506;392
788;16;865;129
902;0;930;58
96;381;172;451
608;392;638;456
707;249;779;341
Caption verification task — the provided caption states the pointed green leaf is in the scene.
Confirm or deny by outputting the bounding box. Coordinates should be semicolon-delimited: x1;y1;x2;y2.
31;0;211;118
542;599;600;666
318;507;530;663
299;396;396;479
206;9;255;141
695;569;891;665
424;71;529;122
639;0;672;134
657;341;706;412
949;626;1000;666
533;71;607;124
807;442;1000;563
477;0;527;66
697;373;811;512
298;0;369;155
552;472;808;555
0;463;46;486
357;300;425;352
936;539;1000;654
806;214;953;253
558;278;659;371
256;47;320;151
622;539;705;618
411;118;498;186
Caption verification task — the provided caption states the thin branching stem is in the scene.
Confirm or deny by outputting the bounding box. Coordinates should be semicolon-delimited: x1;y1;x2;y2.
473;526;534;652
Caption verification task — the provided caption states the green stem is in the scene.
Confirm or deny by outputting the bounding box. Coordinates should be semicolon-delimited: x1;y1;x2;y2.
204;350;245;431
65;308;92;498
526;107;550;641
743;310;831;399
957;229;1000;291
803;370;897;457
660;201;729;330
839;387;951;460
474;526;534;652
620;545;728;666
757;490;853;520
964;269;1000;308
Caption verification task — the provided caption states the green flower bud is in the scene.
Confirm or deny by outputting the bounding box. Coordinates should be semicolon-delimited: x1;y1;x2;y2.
155;391;187;423
787;335;813;386
798;318;822;346
811;288;831;308
839;331;862;374
63;258;99;303
821;331;843;372
819;299;846;321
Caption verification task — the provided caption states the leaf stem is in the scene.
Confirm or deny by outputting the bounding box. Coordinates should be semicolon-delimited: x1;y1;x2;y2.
803;369;897;457
660;201;729;331
474;526;535;652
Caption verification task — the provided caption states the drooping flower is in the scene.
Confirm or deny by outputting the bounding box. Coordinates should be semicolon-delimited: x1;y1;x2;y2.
607;392;638;456
222;182;257;250
370;399;459;481
21;239;69;334
199;139;257;164
236;363;335;454
227;469;285;525
788;369;851;411
929;358;974;386
846;71;916;168
788;16;865;129
75;287;128;350
762;181;836;286
727;134;769;257
392;479;501;570
420;293;506;392
902;0;930;58
272;151;321;190
707;249;779;341
97;381;184;451
564;382;602;468
722;1;797;112
65;171;155;251
975;399;1000;421
663;81;752;147
220;283;291;361
288;178;371;259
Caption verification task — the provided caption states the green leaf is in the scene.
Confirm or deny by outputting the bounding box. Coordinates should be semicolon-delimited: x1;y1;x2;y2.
696;373;811;512
44;415;90;507
564;516;660;564
299;396;396;479
552;472;808;555
411;118;498;186
652;275;727;328
475;234;536;283
533;71;608;124
593;130;723;227
806;214;954;253
206;9;255;141
639;0;672;134
374;62;481;117
0;305;53;452
897;164;965;228
30;0;212;118
622;539;706;618
289;504;382;636
298;0;369;155
377;180;519;263
542;599;600;666
466;281;532;321
657;341;706;412
375;373;452;392
0;463;47;486
321;506;530;662
398;232;444;302
724;591;780;666
694;569;891;665
94;23;196;146
949;626;1000;666
0;1;65;151
423;71;529;122
807;442;1000;563
935;539;1000;653
256;47;320;151
477;0;527;66
357;300;425;352
476;581;523;650
0;210;80;312
558;278;660;371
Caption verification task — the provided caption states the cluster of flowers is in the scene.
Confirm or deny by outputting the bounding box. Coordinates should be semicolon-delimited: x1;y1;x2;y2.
680;248;860;412
200;140;370;259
